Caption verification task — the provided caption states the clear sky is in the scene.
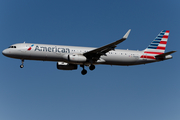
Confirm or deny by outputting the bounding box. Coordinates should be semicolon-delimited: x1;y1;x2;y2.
0;0;179;120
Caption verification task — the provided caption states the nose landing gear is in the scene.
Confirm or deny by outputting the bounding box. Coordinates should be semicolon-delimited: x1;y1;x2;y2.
20;59;24;68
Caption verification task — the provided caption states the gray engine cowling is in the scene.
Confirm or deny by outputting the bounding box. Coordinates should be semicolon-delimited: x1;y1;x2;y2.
63;54;87;63
57;62;77;70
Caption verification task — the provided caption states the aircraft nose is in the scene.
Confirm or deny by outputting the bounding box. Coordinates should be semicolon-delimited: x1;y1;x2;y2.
2;49;9;56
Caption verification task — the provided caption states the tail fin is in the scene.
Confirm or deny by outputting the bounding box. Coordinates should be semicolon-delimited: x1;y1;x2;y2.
141;30;170;60
144;30;170;55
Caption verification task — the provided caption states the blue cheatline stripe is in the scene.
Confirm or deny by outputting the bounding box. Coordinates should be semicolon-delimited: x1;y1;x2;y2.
162;30;166;32
155;38;162;41
152;41;160;43
148;47;157;49
159;33;165;35
150;44;158;46
157;36;163;38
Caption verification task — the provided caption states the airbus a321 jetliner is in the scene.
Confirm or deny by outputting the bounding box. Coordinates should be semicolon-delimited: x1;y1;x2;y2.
2;30;176;75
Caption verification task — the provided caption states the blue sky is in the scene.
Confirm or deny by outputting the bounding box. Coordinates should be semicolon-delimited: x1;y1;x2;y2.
0;0;179;120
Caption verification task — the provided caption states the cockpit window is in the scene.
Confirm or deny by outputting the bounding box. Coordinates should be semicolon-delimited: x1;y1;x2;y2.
9;46;16;48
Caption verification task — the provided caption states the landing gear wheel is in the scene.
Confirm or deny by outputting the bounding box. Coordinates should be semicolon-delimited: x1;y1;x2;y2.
89;65;95;71
20;64;24;68
81;69;87;75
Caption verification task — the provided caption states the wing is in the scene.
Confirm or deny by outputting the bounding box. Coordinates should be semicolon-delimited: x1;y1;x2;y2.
83;29;131;60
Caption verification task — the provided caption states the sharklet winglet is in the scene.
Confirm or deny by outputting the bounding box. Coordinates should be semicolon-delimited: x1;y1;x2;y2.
123;29;131;39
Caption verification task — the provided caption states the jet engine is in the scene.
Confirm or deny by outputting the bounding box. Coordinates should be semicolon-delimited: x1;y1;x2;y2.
57;62;77;70
63;54;87;62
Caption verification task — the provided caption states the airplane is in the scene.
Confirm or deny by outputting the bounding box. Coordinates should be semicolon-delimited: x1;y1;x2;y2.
2;29;176;75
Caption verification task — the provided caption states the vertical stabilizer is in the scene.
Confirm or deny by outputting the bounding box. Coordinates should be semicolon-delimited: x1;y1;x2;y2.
144;30;169;54
141;30;170;59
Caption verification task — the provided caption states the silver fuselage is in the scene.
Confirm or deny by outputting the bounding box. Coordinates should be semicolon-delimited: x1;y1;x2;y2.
2;43;166;66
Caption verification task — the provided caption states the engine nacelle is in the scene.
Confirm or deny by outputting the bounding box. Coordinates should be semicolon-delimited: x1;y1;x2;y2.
57;62;77;70
63;54;87;63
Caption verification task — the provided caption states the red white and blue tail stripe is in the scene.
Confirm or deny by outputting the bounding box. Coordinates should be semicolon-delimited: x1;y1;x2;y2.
141;30;170;59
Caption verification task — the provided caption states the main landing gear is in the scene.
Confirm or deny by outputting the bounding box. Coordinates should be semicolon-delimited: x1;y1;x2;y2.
89;64;95;71
80;64;96;75
80;65;87;75
20;59;24;68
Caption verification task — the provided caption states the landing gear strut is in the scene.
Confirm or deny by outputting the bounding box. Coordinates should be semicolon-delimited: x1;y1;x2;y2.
20;59;24;68
80;65;87;75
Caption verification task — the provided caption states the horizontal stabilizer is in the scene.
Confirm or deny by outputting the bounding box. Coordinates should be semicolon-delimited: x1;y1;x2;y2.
155;51;176;60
